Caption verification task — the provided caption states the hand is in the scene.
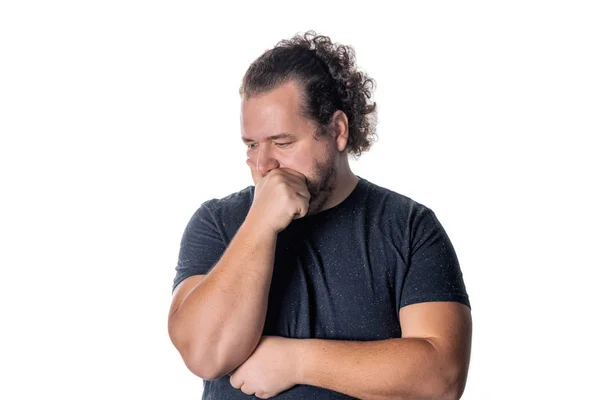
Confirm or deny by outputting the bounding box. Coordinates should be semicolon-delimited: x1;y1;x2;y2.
228;336;304;399
246;159;311;234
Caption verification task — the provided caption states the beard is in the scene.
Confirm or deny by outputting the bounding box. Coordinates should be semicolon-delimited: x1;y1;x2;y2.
305;154;337;215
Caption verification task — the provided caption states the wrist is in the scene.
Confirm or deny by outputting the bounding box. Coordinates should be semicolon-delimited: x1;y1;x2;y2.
294;339;309;385
243;210;279;239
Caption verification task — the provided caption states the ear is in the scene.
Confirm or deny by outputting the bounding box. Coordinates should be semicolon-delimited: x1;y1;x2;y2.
331;110;349;152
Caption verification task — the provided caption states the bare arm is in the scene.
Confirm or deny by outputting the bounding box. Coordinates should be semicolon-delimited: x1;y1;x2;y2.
298;302;472;400
168;167;310;380
168;214;277;379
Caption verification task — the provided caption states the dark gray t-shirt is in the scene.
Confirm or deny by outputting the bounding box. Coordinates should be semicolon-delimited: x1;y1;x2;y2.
173;176;470;399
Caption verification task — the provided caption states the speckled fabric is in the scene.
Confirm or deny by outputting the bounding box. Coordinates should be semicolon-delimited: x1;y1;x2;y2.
173;176;470;399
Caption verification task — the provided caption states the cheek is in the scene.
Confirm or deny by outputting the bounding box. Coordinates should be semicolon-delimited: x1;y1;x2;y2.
279;151;311;172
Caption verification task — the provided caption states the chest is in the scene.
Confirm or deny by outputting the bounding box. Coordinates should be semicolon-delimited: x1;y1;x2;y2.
263;220;407;340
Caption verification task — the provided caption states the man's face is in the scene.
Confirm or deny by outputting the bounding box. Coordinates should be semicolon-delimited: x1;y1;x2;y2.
241;81;337;214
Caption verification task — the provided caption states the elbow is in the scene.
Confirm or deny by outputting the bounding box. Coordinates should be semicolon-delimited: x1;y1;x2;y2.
436;367;468;400
436;385;461;400
171;336;240;380
185;354;224;381
438;384;465;400
189;335;261;380
426;342;469;400
168;324;225;380
168;316;258;380
186;350;246;381
179;344;229;380
406;367;466;400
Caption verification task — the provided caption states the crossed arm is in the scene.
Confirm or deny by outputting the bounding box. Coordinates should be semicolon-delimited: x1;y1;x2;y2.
169;272;471;399
169;215;472;399
227;301;472;400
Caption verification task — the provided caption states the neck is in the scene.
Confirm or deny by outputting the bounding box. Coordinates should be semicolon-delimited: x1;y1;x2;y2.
318;157;359;213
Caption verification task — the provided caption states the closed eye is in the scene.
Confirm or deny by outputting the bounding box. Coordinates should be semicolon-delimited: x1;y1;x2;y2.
246;141;292;150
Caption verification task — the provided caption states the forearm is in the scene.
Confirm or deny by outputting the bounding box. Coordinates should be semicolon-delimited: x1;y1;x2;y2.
298;338;459;400
170;215;276;377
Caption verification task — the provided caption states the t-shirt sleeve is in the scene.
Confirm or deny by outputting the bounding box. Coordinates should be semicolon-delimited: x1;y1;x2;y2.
400;206;471;309
172;201;227;293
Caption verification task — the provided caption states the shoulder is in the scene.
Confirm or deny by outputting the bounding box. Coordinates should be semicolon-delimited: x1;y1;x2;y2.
360;177;432;218
358;178;444;244
187;185;254;238
198;185;254;221
201;185;254;213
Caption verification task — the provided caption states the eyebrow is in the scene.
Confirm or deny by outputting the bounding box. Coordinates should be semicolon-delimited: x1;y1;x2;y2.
242;133;297;143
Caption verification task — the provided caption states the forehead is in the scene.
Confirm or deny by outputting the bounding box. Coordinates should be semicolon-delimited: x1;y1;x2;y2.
241;81;312;139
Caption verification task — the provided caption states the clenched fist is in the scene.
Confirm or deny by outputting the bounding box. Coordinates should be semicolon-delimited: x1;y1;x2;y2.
246;159;311;234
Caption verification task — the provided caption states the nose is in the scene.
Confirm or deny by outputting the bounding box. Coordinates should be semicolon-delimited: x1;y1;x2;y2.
256;145;280;176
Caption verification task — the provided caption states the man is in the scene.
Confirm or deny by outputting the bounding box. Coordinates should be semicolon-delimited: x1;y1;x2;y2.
168;31;471;399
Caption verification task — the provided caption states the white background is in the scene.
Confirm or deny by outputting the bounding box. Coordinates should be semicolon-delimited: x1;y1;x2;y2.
1;1;598;398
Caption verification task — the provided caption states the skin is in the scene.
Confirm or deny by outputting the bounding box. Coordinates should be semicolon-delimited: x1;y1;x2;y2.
229;303;472;399
240;80;359;218
229;81;472;399
169;79;472;399
167;79;359;379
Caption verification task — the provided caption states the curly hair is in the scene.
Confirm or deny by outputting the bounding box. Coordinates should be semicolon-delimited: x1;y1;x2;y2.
239;30;378;157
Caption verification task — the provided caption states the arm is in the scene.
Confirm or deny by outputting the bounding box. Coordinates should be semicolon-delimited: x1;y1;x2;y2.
228;204;471;398
168;214;277;379
168;167;310;380
298;302;472;400
297;207;471;399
